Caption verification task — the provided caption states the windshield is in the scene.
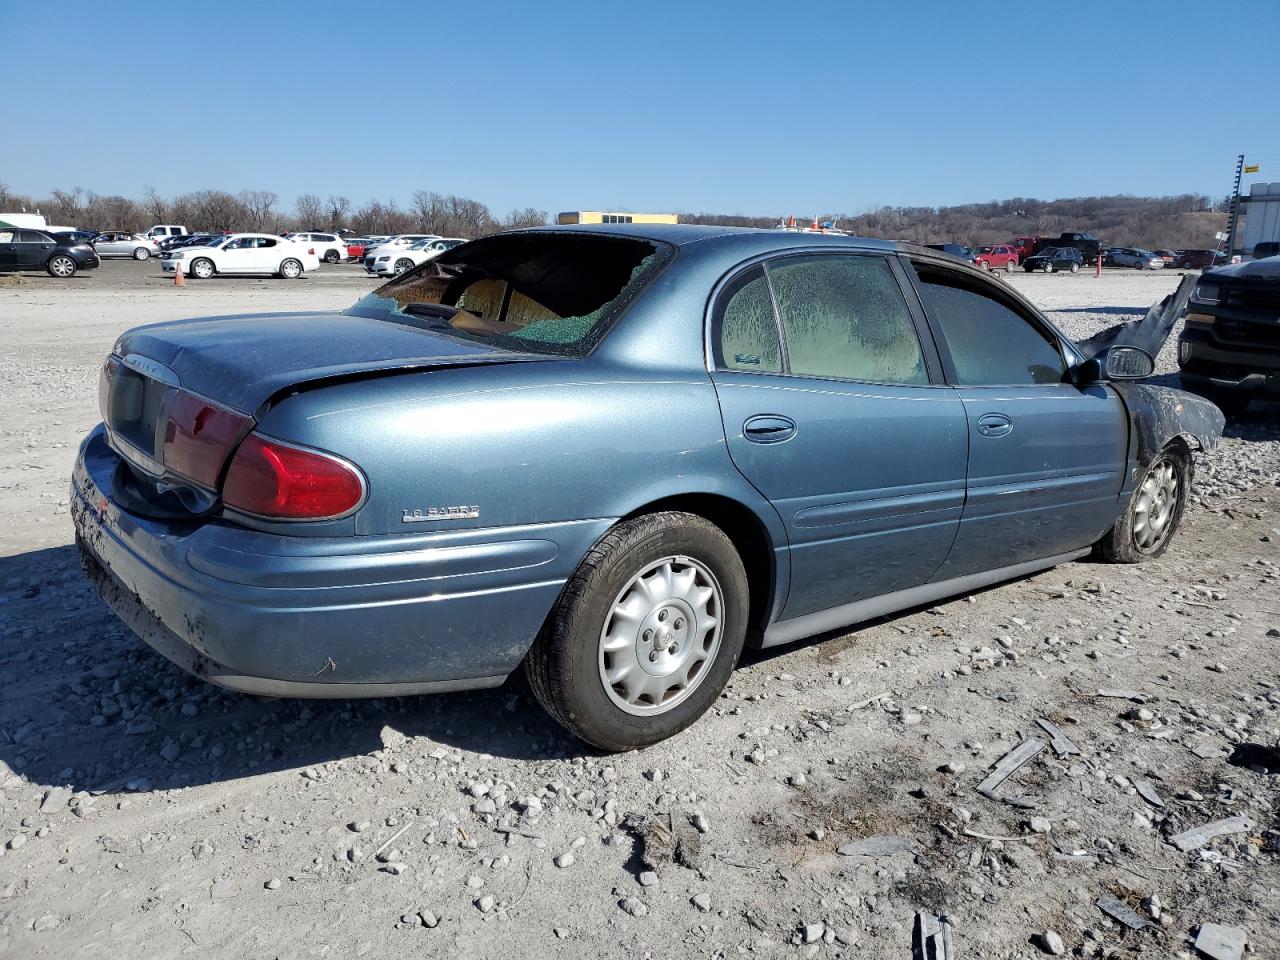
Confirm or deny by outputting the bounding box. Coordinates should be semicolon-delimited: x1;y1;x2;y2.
345;233;672;358
407;238;435;250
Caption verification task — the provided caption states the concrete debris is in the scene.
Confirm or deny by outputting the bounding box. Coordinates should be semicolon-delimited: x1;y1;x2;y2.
837;836;915;857
1096;895;1153;931
1168;816;1257;852
1194;923;1247;960
912;911;954;960
1095;689;1150;703
38;787;71;814
1037;929;1066;955
1134;779;1165;808
1035;718;1081;757
976;738;1045;803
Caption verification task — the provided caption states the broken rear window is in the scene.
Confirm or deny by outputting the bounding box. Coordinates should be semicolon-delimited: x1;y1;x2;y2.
344;233;672;358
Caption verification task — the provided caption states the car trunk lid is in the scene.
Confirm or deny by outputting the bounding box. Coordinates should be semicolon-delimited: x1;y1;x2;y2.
101;310;550;509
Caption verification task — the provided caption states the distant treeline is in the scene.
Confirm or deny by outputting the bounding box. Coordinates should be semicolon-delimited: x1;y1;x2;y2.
681;194;1230;250
0;183;548;238
0;183;1228;249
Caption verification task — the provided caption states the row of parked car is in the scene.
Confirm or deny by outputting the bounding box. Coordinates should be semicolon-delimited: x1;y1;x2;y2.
926;235;1229;275
0;223;471;280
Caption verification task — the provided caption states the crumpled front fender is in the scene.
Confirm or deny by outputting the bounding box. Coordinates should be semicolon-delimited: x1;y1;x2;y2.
1111;382;1225;467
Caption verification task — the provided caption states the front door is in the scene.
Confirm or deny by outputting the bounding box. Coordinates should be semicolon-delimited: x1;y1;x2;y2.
0;229;16;268
905;259;1129;580
709;253;969;622
217;236;257;273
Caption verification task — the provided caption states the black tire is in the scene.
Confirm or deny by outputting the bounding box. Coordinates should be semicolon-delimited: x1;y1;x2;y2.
525;511;749;751
979;260;991;271
1043;263;1054;273
190;257;215;279
394;257;415;275
1070;263;1080;273
1095;444;1191;563
1005;260;1015;273
47;254;77;278
133;247;151;261
279;258;303;279
323;249;340;264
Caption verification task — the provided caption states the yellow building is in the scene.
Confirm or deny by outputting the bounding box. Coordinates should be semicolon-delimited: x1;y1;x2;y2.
556;211;679;226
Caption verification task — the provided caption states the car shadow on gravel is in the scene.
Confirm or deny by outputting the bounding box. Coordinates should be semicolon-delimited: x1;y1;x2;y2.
0;546;591;799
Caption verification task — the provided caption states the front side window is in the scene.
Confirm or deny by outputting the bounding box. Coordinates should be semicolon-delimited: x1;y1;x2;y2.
714;266;782;373
768;255;927;384
913;266;1067;386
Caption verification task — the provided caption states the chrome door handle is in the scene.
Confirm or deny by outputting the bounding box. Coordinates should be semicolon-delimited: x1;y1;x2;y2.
976;413;1013;438
743;415;797;443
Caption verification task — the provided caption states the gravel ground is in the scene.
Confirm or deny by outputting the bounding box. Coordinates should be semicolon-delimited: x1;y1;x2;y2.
1;261;1277;959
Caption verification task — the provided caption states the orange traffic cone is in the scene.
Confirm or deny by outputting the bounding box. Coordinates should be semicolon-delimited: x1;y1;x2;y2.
174;260;185;287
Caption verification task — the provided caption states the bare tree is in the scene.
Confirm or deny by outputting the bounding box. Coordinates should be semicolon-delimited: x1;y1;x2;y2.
325;195;350;230
143;186;167;223
239;190;279;231
502;207;548;230
294;193;325;229
48;188;86;226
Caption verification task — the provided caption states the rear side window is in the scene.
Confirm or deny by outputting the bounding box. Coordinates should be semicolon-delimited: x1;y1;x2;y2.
714;266;782;372
768;255;926;384
913;268;1067;385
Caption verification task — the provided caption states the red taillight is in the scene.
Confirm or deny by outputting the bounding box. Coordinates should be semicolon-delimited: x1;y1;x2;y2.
222;433;364;520
162;392;251;487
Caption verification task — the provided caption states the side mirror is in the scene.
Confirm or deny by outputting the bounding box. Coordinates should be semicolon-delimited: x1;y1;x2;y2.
1079;345;1155;382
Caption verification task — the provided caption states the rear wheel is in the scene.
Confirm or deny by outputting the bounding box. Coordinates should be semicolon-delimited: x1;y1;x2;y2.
1043;262;1054;273
133;247;151;261
47;255;77;278
1095;445;1190;563
1005;259;1015;273
1070;262;1080;273
323;249;340;264
525;511;749;751
190;257;215;279
279;258;303;279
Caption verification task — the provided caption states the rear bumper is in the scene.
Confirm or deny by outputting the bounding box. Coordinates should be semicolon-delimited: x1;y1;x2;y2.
72;426;608;697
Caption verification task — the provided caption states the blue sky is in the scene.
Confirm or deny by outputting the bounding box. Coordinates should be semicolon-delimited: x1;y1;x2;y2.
2;0;1276;218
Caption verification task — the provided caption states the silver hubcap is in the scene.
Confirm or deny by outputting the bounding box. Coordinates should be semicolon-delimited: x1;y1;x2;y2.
395;260;411;274
194;260;213;278
283;261;300;277
1133;457;1179;552
598;556;724;716
51;257;73;276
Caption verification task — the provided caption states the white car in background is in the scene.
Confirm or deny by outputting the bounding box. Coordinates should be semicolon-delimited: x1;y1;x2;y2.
161;233;320;279
286;231;347;264
93;232;162;260
363;234;439;273
369;237;467;277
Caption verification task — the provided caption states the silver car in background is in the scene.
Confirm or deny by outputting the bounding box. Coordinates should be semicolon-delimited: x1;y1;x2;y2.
1107;247;1164;270
93;232;161;260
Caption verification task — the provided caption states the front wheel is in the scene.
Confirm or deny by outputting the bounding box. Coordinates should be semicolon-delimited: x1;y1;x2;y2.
1043;263;1054;273
190;257;215;279
393;257;415;275
47;255;77;278
279;258;303;279
525;511;749;751
979;260;991;271
133;247;151;261
1095;446;1190;563
1070;263;1080;273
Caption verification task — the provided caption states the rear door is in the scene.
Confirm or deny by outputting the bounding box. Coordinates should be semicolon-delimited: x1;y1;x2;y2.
905;259;1128;579
0;229;16;267
14;230;55;268
709;252;968;621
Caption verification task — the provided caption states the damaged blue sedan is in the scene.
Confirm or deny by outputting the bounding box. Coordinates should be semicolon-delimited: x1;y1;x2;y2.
73;225;1223;750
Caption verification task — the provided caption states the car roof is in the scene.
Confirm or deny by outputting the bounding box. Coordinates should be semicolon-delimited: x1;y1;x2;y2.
511;222;901;255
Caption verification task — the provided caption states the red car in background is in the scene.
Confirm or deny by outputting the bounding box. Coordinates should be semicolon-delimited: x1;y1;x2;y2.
973;243;1020;272
344;238;374;262
1010;236;1042;260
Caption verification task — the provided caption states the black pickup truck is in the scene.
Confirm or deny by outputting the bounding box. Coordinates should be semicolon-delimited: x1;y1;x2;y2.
1034;232;1105;265
1178;256;1280;415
